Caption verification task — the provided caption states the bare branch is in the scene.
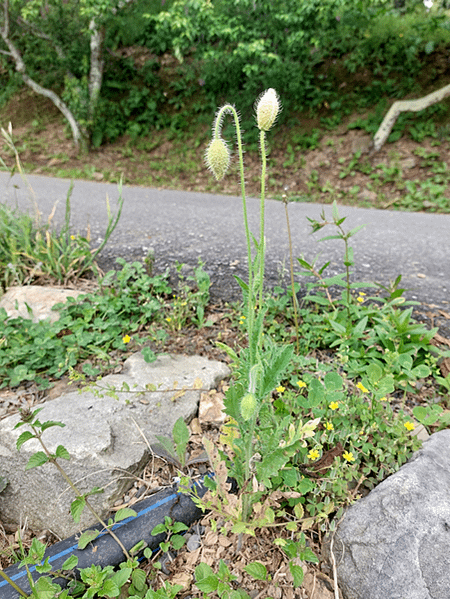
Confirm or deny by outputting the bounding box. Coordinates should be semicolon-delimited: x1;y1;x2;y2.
0;0;84;147
373;84;450;152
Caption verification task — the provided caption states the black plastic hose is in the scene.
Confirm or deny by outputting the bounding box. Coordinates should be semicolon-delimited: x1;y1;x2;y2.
0;479;208;599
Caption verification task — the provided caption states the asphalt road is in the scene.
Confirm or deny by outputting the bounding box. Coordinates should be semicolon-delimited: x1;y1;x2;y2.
1;171;449;309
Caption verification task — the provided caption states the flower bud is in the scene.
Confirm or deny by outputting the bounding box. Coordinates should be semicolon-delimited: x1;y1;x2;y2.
205;137;230;181
255;88;280;131
240;392;257;421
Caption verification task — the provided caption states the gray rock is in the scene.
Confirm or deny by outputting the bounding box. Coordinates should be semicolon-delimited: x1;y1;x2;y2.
324;430;450;599
0;285;85;323
0;352;230;538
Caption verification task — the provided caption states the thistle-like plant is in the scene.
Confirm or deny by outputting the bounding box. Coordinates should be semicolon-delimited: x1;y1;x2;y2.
205;90;317;522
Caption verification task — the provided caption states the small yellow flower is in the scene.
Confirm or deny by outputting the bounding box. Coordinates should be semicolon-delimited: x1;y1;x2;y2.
329;401;339;410
343;451;355;462
276;385;285;393
356;382;369;394
307;449;320;461
404;421;415;432
70;235;76;240
380;396;387;402
122;334;131;344
296;380;307;389
357;296;364;303
325;422;334;431
166;317;172;323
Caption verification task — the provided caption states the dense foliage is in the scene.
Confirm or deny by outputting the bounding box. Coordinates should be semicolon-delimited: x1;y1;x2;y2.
1;0;450;145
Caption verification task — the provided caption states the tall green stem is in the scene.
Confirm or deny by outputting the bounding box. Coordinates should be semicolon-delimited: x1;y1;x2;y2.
258;130;267;309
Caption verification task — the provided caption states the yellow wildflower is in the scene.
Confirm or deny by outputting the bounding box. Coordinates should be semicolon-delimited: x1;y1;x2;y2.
296;380;307;389
307;449;320;461
404;421;415;432
329;401;339;410
122;334;131;344
356;382;369;393
276;385;285;394
343;451;355;462
325;422;334;431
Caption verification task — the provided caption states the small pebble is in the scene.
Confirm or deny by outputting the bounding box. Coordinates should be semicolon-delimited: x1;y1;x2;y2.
186;533;201;552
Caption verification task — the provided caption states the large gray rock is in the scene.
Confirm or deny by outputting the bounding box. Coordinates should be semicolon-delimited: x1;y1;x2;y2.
0;285;85;323
325;429;450;599
0;352;230;538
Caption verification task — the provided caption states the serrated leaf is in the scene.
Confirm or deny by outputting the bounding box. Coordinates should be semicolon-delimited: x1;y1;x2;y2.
131;568;147;591
16;431;35;451
70;496;86;523
289;563;304;587
115;508;137;523
173;417;190;463
112;567;132;589
25;451;49;470
40;420;65;432
101;578;119;596
55;445;70;460
244;561;267;581
77;529;99;549
33;575;62;599
196;576;219;593
171;534;186;550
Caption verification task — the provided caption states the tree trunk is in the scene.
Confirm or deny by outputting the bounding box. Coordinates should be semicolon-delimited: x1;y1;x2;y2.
372;84;450;152
88;18;105;123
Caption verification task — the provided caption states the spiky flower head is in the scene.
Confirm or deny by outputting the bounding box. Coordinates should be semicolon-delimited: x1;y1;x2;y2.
255;88;280;131
205;137;230;181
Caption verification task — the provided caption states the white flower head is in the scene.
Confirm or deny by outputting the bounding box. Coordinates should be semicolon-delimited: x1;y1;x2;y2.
205;137;230;181
255;88;281;132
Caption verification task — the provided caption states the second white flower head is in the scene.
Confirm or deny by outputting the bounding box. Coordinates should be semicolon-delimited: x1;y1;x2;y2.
255;88;280;132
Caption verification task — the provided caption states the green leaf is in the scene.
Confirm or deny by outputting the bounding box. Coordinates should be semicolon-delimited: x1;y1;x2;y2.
77;529;100;550
195;575;219;593
111;567;132;589
25;451;49;470
412;405;443;426
244;561;267;581
40;420;65;432
289;563;304;587
410;364;431;379
16;430;35;451
55;445;70;460
142;347;157;363
171;534;186;550
173;417;190;464
324;372;343;391
70;496;86;523
151;523;167;536
260;343;294;397
131;568;147;592
172;521;189;534
61;555;78;571
33;575;62;599
195;562;214;581
114;508;137;523
99;578;119;597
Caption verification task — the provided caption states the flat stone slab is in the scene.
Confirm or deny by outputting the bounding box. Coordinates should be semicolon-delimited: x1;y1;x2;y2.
0;285;85;323
0;352;230;538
